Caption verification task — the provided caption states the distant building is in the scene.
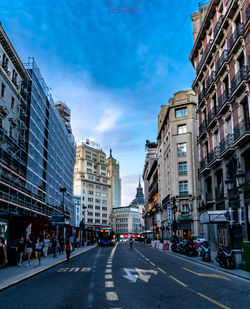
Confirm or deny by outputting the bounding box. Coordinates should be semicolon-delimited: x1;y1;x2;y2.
112;206;142;235
130;178;145;214
74;140;111;230
106;149;121;210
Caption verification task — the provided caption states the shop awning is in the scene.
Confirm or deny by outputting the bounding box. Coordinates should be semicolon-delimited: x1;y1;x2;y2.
200;210;230;224
177;215;193;221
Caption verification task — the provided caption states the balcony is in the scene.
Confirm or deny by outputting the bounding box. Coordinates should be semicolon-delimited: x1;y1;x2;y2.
179;191;189;197
206;71;216;92
219;134;234;154
208;146;220;164
216;50;228;73
199;157;208;174
214;15;224;38
229;23;244;51
199;120;207;136
196;39;213;75
217;89;231;113
215;187;224;203
233;118;250;143
231;66;249;95
207;106;216;126
198;88;206;104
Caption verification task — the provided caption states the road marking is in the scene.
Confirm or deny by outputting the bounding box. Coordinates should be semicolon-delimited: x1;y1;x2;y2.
157;267;167;274
57;267;69;272
68;267;80;272
150;262;156;266
197;292;231;309
169;275;188;287
123;268;158;283
105;274;112;279
145;258;149;261
57;267;91;272
106;291;119;301
81;267;91;272
105;281;114;288
106;269;112;273
106;264;112;268
182;267;231;281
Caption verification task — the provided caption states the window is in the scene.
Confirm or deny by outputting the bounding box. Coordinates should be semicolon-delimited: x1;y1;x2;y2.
102;179;108;184
11;97;15;110
88;198;93;202
227;117;232;135
88;175;94;180
178;162;187;175
178;143;187;156
95;219;100;223
88;205;93;209
12;70;17;84
101;166;106;171
102;220;107;224
88;219;93;223
175;107;187;118
178;124;187;134
95;212;100;217
1;83;6;98
88;183;94;188
95;199;100;203
95;206;100;210
179;181;188;196
182;204;189;214
87;168;92;173
102;207;107;211
102;200;107;204
88;212;93;216
88;190;94;195
102;214;107;218
96;185;101;189
87;162;92;167
96;192;101;196
101;172;106;176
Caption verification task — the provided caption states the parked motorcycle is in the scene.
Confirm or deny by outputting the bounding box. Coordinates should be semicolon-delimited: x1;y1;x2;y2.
184;239;198;257
216;247;235;269
171;240;186;254
199;241;211;262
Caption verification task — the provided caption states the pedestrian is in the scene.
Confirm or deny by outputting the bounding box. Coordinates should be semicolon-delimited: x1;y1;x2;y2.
65;239;71;262
76;237;80;249
25;235;33;267
59;236;64;255
43;235;50;257
69;235;74;251
51;236;57;258
16;236;26;267
0;237;8;268
34;237;43;266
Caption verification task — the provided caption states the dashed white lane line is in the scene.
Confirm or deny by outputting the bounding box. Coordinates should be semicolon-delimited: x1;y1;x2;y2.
106;264;112;268
106;291;119;301
150;261;156;266
105;281;114;288
105;274;112;279
157;267;167;274
105;269;112;273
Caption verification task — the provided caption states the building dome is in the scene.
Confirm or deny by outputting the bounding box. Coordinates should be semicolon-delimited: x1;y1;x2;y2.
130;178;144;206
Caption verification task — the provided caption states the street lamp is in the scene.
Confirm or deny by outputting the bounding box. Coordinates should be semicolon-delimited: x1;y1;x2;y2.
172;196;177;236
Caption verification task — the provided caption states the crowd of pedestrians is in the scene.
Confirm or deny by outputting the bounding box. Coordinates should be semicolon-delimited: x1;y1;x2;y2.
0;234;90;269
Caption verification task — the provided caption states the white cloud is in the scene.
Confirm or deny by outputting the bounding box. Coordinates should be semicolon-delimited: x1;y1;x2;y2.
95;108;122;133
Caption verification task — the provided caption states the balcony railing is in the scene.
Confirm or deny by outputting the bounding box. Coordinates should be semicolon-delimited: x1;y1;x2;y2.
196;39;213;75
206;71;216;90
231;65;248;94
218;89;231;112
208;146;220;163
214;15;224;38
234;118;250;141
200;157;208;172
216;50;228;72
199;120;207;136
219;134;234;153
229;23;244;50
198;88;206;103
207;106;216;125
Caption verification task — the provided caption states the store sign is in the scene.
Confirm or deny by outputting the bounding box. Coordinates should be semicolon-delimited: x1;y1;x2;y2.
167;204;172;224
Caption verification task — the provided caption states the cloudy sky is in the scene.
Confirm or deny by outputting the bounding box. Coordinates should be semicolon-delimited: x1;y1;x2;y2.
0;0;198;205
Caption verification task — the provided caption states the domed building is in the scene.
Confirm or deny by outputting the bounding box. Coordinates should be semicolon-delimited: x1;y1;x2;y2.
130;178;145;214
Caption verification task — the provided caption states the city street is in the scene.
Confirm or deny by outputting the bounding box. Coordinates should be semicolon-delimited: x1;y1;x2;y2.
1;242;249;309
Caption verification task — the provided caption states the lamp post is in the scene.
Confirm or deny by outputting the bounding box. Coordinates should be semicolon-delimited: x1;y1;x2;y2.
172;196;177;237
81;205;87;246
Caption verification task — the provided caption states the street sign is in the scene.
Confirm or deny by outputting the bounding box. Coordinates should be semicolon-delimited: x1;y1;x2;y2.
51;214;65;226
167;204;172;224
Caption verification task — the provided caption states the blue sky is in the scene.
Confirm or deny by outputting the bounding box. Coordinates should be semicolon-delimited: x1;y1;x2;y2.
0;0;199;204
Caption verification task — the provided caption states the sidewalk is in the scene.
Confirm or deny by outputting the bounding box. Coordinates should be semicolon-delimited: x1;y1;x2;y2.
0;244;97;292
150;244;250;281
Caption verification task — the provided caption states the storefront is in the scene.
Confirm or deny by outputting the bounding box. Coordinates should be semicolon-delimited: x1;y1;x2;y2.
177;215;193;239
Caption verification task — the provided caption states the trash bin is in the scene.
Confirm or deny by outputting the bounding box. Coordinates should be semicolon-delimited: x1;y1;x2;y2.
241;241;250;271
7;246;17;266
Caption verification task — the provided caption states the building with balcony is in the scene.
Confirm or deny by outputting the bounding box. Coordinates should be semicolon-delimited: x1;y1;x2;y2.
74;140;111;230
0;24;76;244
157;90;200;240
190;0;250;254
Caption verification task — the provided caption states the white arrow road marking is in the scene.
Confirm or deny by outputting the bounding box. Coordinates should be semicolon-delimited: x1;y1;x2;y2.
122;268;158;283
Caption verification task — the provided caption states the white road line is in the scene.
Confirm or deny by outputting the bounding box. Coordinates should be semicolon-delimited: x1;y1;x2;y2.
105;269;112;273
105;274;112;279
106;291;119;301
150;262;156;266
157;267;167;274
105;281;114;288
106;264;112;268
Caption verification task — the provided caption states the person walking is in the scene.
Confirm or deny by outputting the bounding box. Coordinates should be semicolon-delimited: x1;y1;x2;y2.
59;236;64;255
43;235;50;258
51;236;57;258
25;235;33;267
34;237;43;266
16;236;26;267
69;235;74;251
65;239;71;262
0;237;8;268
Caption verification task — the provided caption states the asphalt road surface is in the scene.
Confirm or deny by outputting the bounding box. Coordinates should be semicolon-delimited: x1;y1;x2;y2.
1;242;249;309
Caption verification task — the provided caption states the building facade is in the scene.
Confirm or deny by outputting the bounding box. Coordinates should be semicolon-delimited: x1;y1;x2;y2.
74;140;111;230
157;90;200;239
0;23;76;244
106;149;121;210
190;0;250;258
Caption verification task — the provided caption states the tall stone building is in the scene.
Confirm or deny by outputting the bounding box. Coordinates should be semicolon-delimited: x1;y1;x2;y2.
106;149;121;210
157;90;200;239
74;140;110;229
190;0;249;263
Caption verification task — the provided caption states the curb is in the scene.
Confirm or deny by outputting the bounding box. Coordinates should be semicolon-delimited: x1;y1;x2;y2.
159;248;250;281
0;245;97;292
